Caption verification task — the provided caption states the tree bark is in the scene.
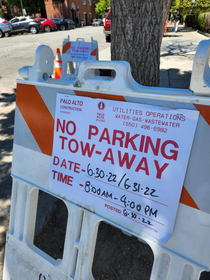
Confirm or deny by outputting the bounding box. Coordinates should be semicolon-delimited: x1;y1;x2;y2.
162;0;172;38
111;0;165;87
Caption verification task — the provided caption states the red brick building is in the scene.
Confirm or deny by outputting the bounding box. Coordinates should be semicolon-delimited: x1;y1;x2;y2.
44;0;99;26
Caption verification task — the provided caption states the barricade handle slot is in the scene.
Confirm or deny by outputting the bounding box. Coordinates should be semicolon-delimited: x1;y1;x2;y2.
73;61;141;92
76;38;85;42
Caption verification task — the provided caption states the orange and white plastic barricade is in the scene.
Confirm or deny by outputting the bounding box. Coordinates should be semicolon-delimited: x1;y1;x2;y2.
3;40;210;280
61;36;98;80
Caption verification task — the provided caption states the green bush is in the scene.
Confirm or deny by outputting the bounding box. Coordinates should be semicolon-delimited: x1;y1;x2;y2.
185;14;199;26
197;13;206;31
185;12;209;31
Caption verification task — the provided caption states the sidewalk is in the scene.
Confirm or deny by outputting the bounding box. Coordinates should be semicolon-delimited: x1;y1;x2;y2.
99;24;209;89
1;25;210;280
159;24;207;89
0;93;15;279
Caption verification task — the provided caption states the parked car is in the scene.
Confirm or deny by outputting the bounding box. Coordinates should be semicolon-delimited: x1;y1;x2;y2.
10;16;42;34
92;19;103;26
36;18;57;32
64;19;76;29
49;18;68;31
0;15;9;24
103;10;111;42
0;21;12;38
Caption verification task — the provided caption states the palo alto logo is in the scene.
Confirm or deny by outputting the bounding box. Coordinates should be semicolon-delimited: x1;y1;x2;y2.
98;102;105;110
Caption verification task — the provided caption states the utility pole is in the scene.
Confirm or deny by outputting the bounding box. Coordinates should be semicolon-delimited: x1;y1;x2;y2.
20;0;24;15
190;0;195;14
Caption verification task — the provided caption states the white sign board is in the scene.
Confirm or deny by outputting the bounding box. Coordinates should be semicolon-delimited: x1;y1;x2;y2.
49;94;199;243
70;42;91;61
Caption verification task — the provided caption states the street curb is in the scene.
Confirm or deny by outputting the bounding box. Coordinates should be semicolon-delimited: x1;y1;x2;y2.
197;30;210;38
184;25;210;38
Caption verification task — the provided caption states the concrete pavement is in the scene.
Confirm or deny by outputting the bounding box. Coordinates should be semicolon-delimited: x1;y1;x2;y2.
99;24;209;89
0;24;210;279
159;24;209;89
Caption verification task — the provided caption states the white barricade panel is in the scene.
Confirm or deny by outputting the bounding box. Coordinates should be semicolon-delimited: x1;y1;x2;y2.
4;40;210;280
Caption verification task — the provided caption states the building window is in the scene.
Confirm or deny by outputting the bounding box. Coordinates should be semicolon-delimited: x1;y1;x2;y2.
83;0;86;5
89;0;91;6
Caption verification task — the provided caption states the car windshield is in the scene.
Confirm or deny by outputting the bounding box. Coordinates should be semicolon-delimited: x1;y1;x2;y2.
10;18;19;23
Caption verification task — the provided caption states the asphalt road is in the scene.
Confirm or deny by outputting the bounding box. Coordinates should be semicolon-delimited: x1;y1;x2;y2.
0;26;107;92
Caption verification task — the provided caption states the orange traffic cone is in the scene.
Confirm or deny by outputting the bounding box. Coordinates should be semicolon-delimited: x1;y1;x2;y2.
55;48;62;79
164;22;167;35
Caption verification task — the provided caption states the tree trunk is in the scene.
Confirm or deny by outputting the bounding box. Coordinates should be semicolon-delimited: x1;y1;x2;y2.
5;5;13;19
162;0;172;38
40;4;47;18
111;0;164;87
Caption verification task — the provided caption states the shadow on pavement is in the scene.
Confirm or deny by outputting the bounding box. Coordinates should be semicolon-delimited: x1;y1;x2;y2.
166;26;198;33
160;68;191;89
0;93;16;252
163;34;182;38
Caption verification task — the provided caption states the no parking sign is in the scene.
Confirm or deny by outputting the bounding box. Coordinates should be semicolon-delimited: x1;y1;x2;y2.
50;93;199;243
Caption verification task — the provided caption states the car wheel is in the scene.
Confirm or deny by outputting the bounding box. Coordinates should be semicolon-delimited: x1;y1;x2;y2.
106;35;111;42
44;25;51;32
0;29;4;38
30;26;38;34
60;24;66;31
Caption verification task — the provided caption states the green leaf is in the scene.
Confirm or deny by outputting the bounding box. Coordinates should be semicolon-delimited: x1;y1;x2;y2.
95;0;110;17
